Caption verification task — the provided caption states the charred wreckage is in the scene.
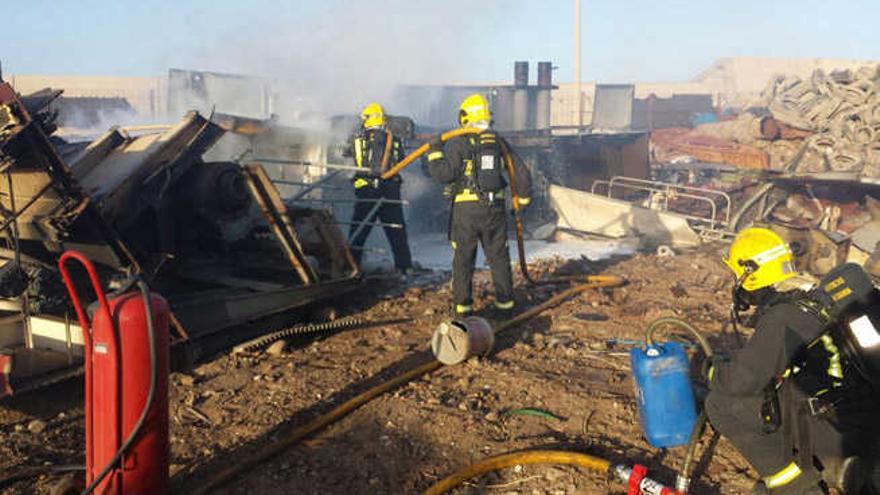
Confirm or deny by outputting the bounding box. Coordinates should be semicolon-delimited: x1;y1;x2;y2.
0;82;361;397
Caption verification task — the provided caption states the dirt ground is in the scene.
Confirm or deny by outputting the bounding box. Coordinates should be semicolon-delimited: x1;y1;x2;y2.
0;245;761;494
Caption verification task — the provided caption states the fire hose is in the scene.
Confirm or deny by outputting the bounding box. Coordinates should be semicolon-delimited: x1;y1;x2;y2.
425;450;684;495
190;275;623;495
426;317;714;495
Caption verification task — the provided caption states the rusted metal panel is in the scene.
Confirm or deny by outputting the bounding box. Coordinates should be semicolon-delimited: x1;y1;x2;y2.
652;127;770;169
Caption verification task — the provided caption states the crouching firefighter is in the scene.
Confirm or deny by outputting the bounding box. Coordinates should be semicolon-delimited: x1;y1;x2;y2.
705;227;880;494
347;102;413;273
425;93;532;317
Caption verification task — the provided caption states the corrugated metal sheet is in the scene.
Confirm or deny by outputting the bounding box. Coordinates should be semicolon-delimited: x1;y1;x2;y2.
592;84;634;130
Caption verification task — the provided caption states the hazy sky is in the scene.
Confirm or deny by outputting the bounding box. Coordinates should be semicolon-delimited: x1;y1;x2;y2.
3;0;879;84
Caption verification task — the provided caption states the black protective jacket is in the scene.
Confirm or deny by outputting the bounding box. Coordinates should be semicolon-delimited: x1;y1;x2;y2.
426;131;532;201
351;128;404;181
710;292;830;397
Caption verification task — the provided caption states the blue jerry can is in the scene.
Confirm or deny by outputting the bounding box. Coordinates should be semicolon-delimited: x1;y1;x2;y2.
630;341;697;448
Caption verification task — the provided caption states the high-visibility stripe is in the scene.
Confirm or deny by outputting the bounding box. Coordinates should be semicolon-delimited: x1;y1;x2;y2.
832;287;853;302
751;244;790;265
764;462;802;489
451;240;457;249
494;300;514;310
518;197;531;206
454;189;481;202
428;151;444;161
354;137;364;168
824;277;845;292
455;304;472;315
454;188;505;203
820;334;844;379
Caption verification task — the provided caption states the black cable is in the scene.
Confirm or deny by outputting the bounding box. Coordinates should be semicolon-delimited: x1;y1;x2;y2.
80;279;158;495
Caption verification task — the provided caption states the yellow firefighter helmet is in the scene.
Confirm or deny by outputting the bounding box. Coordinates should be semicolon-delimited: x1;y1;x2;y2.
360;102;386;129
724;227;796;291
458;93;491;128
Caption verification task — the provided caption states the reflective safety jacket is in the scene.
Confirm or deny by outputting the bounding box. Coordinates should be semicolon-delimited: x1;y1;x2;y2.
425;130;532;205
351;128;404;188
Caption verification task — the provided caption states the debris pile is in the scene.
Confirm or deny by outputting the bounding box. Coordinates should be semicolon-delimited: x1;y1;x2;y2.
763;65;880;176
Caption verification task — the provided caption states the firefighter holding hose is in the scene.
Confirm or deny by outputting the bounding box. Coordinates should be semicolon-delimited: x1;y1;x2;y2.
347;102;414;274
425;93;532;317
706;227;880;494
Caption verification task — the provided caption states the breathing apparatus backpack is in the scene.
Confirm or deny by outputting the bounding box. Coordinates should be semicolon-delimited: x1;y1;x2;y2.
456;131;506;201
798;263;880;388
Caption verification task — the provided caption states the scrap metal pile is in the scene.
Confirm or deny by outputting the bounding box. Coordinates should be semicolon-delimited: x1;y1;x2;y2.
635;66;880;282
764;65;880;177
673;64;880;177
0;82;360;397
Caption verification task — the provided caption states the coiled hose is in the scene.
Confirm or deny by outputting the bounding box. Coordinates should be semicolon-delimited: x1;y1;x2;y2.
644;317;714;494
190;275;623;495
231;317;413;354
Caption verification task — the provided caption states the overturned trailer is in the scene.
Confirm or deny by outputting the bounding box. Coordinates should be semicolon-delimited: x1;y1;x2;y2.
0;83;360;397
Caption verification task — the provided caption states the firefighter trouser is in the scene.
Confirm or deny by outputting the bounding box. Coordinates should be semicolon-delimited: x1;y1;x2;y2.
705;386;858;493
450;201;513;312
349;179;412;271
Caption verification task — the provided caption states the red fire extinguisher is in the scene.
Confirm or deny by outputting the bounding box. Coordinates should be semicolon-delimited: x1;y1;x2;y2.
58;251;170;495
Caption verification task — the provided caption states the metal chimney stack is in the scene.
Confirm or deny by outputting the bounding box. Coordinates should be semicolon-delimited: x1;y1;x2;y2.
513;61;529;131
536;62;552;130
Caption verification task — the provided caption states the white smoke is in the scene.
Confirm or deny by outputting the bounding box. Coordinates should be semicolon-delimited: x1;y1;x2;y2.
169;0;507;120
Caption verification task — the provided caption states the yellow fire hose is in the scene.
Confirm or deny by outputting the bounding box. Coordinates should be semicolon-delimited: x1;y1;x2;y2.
380;127;483;180
424;450;611;495
190;275;623;494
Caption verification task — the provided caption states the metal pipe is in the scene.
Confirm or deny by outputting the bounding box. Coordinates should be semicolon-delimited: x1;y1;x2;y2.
290;171;343;201
347;246;387;253
251;158;363;173
575;0;583;130
336;221;402;229
607;176;732;224
347;198;383;243
290;198;408;205
272;180;345;190
599;176;731;229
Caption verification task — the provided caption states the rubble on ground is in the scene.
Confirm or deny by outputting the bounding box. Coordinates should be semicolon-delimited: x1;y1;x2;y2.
1;254;758;494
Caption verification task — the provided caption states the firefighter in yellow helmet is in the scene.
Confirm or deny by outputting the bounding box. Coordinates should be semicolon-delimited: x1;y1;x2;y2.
424;93;532;316
705;227;877;494
347;102;413;273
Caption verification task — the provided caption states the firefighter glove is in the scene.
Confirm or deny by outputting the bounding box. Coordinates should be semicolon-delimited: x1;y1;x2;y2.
427;134;445;163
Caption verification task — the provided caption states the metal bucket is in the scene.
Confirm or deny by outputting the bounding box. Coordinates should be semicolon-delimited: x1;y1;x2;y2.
431;316;495;365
